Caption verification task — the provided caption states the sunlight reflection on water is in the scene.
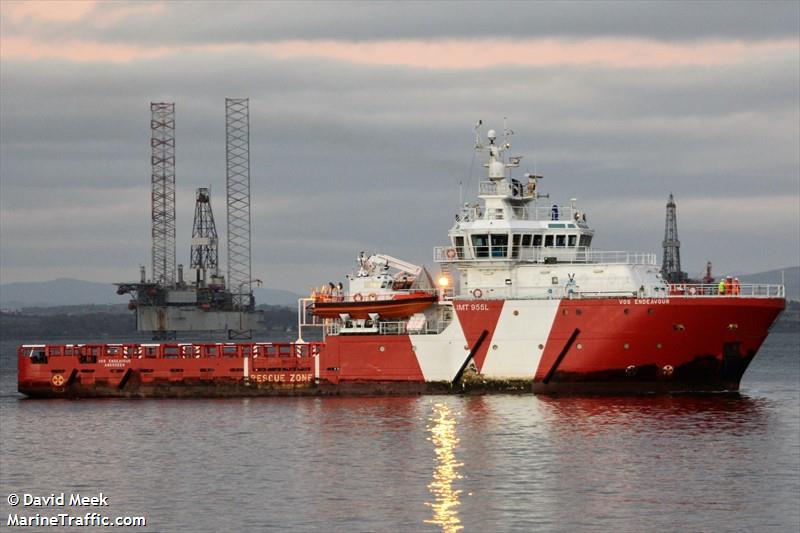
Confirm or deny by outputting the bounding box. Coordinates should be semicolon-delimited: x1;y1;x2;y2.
425;402;464;533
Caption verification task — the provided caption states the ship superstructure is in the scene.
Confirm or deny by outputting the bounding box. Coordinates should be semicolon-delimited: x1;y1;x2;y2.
435;125;662;300
18;123;785;397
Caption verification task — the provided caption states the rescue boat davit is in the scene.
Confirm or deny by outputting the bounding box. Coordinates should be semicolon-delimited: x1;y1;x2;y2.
17;123;786;397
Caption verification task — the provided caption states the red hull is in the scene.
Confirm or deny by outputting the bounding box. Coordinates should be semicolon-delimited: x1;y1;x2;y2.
17;297;785;397
534;297;784;392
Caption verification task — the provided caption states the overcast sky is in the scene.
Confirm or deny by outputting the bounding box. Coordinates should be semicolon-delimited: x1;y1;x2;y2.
1;0;798;294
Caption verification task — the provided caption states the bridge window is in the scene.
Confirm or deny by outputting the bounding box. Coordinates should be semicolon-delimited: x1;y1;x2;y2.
579;235;592;248
544;235;554;247
522;234;532;246
512;234;521;258
454;236;465;258
568;235;577;247
533;234;542;247
491;234;508;257
556;235;566;247
472;234;489;258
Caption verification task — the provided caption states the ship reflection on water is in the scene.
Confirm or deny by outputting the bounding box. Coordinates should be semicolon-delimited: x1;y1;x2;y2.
425;402;464;533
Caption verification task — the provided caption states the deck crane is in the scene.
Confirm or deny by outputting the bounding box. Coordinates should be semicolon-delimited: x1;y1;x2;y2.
359;253;423;279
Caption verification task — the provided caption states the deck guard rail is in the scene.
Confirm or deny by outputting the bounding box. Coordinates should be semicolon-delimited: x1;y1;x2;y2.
20;342;324;362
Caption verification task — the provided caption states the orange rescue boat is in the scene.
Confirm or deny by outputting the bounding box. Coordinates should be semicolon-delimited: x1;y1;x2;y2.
311;291;437;319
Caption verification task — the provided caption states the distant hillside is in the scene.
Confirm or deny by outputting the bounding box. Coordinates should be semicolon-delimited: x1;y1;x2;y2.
253;287;303;307
0;278;127;308
736;266;799;301
0;278;301;309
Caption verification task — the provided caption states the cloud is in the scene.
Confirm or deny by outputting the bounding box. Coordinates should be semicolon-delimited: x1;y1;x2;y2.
261;38;798;70
2;1;798;65
1;36;170;63
3;36;796;67
3;1;798;45
1;1;97;24
0;3;797;291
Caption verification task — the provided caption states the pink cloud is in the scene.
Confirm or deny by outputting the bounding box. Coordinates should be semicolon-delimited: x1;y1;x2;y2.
1;1;166;62
2;0;96;23
1;0;163;25
259;38;798;69
1;36;169;63
1;34;795;68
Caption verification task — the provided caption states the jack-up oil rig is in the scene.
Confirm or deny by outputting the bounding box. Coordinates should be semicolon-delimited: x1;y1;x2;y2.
116;99;260;339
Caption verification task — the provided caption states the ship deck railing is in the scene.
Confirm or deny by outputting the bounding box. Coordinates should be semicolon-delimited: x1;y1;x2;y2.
661;283;785;298
435;246;657;265
465;186;591;224
439;283;784;301
19;341;324;363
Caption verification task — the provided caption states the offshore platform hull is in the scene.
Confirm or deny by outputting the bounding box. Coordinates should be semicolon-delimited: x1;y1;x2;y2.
17;296;784;398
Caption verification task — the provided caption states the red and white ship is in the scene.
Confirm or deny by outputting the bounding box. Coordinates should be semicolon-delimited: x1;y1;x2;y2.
18;125;785;397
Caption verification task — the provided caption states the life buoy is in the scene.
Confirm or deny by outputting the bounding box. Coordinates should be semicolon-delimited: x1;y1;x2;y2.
472;288;483;298
353;293;363;302
368;293;378;301
446;248;457;259
51;374;65;387
688;287;697;295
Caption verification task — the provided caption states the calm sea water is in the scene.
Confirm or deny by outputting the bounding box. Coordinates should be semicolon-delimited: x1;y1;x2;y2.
1;332;798;532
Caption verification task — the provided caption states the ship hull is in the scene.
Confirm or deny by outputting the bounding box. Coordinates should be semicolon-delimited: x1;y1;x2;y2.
530;296;783;393
17;380;452;399
16;376;747;399
18;297;785;398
